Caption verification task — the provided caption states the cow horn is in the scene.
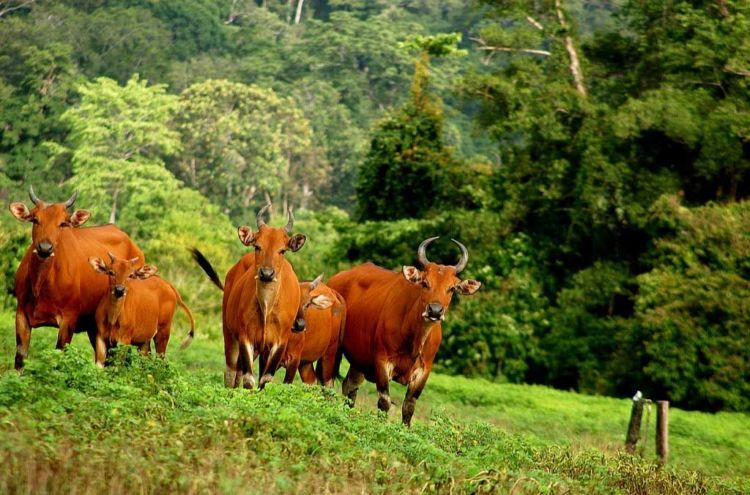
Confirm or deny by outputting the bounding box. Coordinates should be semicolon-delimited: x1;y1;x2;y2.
285;207;294;234
107;251;116;263
63;190;78;209
310;273;323;290
417;236;439;267
451;238;469;274
28;186;41;206
256;203;271;229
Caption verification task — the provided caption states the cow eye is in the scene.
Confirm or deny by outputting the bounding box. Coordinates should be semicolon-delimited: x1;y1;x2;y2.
421;280;431;289
279;249;287;254
30;218;39;225
59;222;70;228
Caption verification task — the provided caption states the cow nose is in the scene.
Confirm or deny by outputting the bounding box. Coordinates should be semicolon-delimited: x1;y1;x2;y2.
258;266;275;282
36;241;53;258
426;302;444;320
113;285;126;298
292;317;306;333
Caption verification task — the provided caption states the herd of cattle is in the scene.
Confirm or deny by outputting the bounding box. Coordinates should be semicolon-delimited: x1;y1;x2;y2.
8;188;480;425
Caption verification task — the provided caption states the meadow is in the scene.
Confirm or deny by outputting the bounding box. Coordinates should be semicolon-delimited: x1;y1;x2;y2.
0;310;747;494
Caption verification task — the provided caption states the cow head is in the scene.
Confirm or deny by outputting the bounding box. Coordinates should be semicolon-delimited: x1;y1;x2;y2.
89;253;157;300
292;274;334;333
402;237;481;323
236;204;306;284
9;187;91;260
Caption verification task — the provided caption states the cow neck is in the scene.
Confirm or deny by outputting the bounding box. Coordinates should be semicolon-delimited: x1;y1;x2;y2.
28;232;76;299
106;293;125;327
255;277;281;329
398;281;437;360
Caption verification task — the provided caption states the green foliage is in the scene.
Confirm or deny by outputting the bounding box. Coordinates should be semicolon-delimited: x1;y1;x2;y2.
0;330;745;494
357;51;476;221
171;79;320;222
633;197;750;412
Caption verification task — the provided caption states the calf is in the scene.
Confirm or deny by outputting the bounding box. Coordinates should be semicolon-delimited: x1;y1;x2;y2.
281;275;346;386
89;254;195;367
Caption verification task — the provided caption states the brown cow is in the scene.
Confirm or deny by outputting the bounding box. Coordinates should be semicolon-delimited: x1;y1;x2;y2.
9;187;144;369
328;237;481;426
192;204;306;389
280;275;346;386
89;254;195;367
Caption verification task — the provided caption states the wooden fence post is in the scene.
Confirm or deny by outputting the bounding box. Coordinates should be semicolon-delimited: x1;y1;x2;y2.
656;400;669;465
625;398;644;453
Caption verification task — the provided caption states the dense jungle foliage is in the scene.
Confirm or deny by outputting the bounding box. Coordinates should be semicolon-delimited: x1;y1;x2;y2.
1;0;749;414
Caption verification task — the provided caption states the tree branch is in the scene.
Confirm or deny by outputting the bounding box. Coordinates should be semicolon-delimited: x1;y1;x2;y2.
0;0;35;19
526;15;544;30
470;37;551;58
555;0;587;97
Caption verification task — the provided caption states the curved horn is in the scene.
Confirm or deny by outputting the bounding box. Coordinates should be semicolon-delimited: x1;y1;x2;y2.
451;238;469;274
256;204;271;229
310;273;324;290
107;251;116;263
28;186;41;206
284;207;294;234
63;190;78;209
417;236;439;267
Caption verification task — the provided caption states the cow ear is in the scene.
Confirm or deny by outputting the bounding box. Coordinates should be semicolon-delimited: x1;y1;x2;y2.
456;279;481;296
288;233;306;252
309;294;333;310
238;226;255;246
9;202;32;222
402;266;422;284
70;209;91;227
89;257;108;274
134;264;158;279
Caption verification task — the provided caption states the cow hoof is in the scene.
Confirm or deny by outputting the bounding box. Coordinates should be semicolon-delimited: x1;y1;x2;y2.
243;374;256;390
259;374;273;389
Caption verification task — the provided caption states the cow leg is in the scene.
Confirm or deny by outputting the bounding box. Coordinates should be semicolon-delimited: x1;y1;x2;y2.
298;363;317;385
283;357;300;385
14;308;31;371
402;368;430;427
317;344;338;387
55;314;76;350
94;334;107;368
139;343;151;356
374;360;392;415
259;343;283;389
238;339;256;390
342;368;364;407
154;329;169;358
223;333;240;388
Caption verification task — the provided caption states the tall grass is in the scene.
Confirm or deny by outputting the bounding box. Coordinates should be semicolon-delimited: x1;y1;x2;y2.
0;312;747;494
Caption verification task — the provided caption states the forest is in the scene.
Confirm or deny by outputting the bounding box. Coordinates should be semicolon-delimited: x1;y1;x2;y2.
1;0;749;416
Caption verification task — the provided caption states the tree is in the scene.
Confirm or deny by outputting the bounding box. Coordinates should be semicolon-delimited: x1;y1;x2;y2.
58;75;181;225
357;34;468;221
172;79;323;221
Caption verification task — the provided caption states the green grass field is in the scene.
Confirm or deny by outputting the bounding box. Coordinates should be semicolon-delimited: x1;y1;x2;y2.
0;310;748;494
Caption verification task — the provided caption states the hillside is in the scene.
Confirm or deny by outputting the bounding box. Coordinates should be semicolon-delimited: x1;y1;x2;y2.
0;312;747;494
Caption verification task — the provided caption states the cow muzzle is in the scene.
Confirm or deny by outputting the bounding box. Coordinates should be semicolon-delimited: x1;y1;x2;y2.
422;302;444;322
113;285;126;299
258;266;275;283
292;317;306;333
35;241;54;259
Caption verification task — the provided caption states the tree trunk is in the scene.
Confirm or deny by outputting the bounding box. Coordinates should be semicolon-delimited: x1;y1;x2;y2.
555;0;587;97
286;0;293;23
109;187;120;224
294;0;304;24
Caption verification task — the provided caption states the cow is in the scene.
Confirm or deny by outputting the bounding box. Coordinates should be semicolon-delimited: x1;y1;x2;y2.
191;204;306;389
280;274;346;386
9;187;144;369
328;237;481;426
88;254;195;367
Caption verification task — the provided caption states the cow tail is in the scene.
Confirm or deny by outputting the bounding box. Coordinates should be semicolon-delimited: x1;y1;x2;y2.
174;288;196;350
190;248;224;291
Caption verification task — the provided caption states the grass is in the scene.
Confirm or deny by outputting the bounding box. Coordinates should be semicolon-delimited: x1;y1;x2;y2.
0;310;748;494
